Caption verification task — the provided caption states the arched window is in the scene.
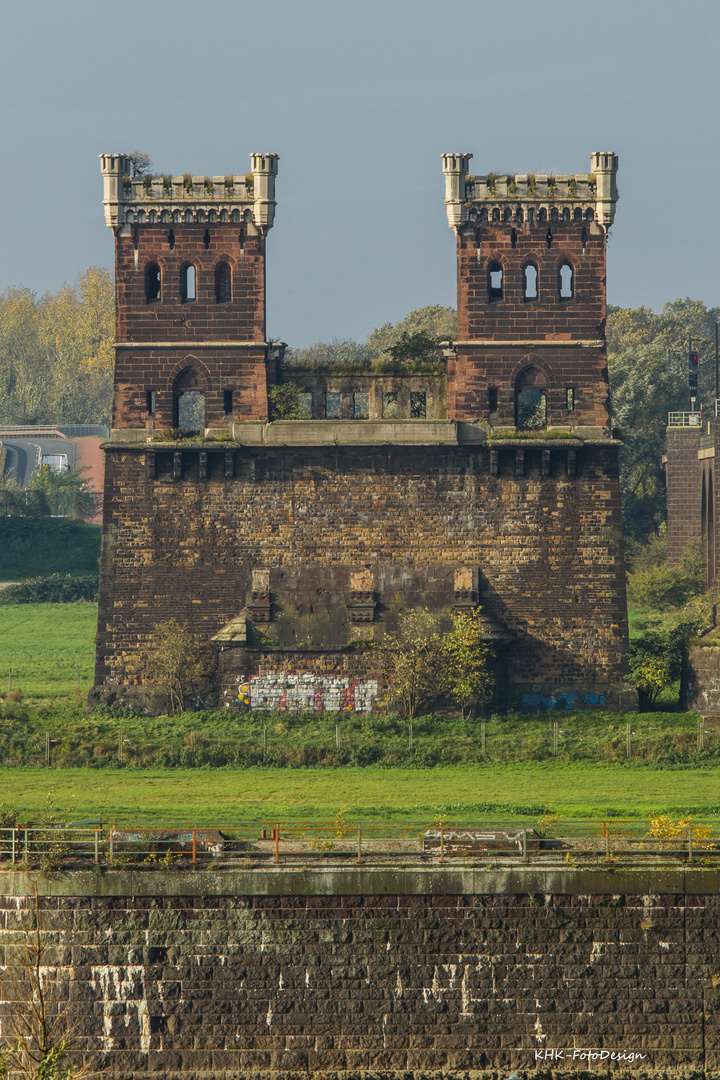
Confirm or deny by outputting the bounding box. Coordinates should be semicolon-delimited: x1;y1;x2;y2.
488;262;503;301
491;207;500;223
559;262;574;299
573;207;582;222
174;368;205;434
145;263;161;303
550;207;559;222
515;367;548;430
539;207;547;223
215;261;231;303
180;264;196;302
584;207;595;221
503;208;512;223
523;263;538;300
562;207;571;222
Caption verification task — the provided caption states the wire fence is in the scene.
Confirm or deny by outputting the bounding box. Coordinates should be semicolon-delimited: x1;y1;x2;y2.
1;819;717;871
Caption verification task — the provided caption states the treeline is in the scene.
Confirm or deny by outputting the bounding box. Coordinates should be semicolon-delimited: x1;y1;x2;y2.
0;267;114;426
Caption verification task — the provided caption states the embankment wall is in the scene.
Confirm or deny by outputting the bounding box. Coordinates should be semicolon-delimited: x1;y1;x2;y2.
1;868;718;1079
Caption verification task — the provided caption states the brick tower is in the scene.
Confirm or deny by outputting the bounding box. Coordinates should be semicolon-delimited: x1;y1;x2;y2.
442;152;618;431
99;153;278;432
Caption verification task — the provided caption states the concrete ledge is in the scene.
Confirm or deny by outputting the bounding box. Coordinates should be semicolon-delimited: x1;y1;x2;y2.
2;865;718;897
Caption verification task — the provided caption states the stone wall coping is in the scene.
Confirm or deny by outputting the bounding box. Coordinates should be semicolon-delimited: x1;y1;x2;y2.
107;422;620;449
1;865;718;897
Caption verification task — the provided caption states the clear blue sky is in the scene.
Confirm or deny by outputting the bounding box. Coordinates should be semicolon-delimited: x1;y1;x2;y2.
0;0;716;346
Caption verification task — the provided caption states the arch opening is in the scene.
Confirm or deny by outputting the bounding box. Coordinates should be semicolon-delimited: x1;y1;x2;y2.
145;263;161;303
174;368;205;434
488;262;503;301
515;367;548;430
523;263;538;300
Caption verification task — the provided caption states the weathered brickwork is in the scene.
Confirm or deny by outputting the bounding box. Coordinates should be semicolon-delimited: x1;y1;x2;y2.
1;875;719;1079
94;149;631;709
665;427;703;567
94;440;630;709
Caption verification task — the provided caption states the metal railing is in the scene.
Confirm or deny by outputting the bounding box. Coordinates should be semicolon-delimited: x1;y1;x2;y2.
0;820;717;870
668;411;702;428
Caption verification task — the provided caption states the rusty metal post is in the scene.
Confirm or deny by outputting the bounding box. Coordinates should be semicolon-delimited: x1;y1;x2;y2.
481;720;485;758
440;825;444;865
522;828;528;863
688;828;693;864
275;824;280;863
94;830;99;864
192;829;197;865
357;823;362;864
605;824;610;860
11;829;16;864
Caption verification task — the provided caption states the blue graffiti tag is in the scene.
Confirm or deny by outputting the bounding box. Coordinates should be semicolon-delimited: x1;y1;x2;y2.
521;692;579;713
583;693;606;706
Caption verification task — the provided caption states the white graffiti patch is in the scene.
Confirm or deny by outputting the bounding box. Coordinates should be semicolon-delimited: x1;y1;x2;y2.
232;672;382;713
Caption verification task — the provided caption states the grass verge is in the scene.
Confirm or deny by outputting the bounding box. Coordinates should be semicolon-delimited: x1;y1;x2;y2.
3;764;720;825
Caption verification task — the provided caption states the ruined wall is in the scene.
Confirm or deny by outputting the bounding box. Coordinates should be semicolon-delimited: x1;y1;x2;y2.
665;427;702;567
94;439;630;708
1;870;718;1080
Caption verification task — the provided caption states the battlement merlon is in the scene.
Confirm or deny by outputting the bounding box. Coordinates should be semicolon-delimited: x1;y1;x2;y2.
99;152;279;232
442;151;618;232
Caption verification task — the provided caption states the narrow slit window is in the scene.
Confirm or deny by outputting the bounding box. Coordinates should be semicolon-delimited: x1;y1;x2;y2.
382;392;398;419
410;392;426;419
566;388;575;412
559;262;574;299
181;264;196;302
354;392;369;419
145;263;161;303
325;392;341;419
215;261;231;303
523;264;538;300
223;390;233;415
488;387;498;412
488;262;503;301
146;389;156;415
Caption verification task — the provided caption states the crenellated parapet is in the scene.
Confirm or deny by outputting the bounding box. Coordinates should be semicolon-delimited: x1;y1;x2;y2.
442;151;618;233
99;152;278;231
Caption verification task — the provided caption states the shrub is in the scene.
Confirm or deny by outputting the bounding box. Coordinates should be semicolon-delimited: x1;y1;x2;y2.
0;574;98;604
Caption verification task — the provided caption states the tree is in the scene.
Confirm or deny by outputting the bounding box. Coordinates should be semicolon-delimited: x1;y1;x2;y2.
136;619;216;714
442;609;493;719
128;151;152;178
0;888;93;1080
366;305;457;354
627;621;698;709
268;382;306;419
373;608;444;718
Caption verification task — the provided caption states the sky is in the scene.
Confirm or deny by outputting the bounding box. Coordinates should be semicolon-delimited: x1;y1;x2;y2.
0;0;717;347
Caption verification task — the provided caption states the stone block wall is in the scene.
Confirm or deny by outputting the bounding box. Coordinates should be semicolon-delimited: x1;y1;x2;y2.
665;427;702;566
1;871;719;1079
94;440;630;708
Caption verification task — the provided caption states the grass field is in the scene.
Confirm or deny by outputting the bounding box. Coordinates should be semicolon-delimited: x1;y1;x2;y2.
0;602;96;704
2;764;720;824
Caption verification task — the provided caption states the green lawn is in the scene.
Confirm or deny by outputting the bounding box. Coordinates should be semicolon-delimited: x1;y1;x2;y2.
0;602;97;704
2;763;720;825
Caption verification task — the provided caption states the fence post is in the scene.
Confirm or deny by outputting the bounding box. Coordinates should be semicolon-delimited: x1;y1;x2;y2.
263;726;267;758
440;825;444;865
481;720;486;758
23;829;28;860
8;665;11;693
192;829;197;865
688;828;693;864
336;724;339;751
522;828;528;864
109;831;114;863
626;723;632;760
275;824;280;864
553;721;559;757
94;830;99;864
45;733;50;768
357;823;362;865
409;723;413;750
11;829;16;864
605;823;610;860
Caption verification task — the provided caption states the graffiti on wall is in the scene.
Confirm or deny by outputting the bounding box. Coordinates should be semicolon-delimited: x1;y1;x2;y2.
521;689;606;713
227;672;383;713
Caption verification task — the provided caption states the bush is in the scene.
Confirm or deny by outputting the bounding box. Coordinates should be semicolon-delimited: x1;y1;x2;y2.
627;530;705;609
0;574;99;604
